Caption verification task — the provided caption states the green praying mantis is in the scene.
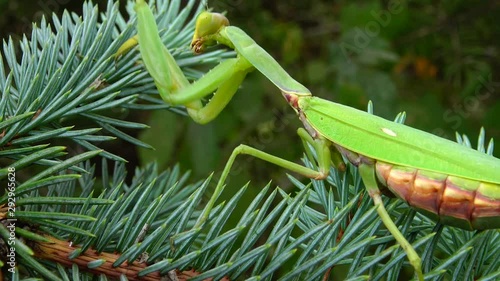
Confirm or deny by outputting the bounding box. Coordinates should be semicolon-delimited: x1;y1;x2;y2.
117;0;500;280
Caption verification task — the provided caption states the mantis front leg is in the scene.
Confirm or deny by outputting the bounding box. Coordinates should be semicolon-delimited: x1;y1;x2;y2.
119;0;333;228
197;128;332;227
122;0;253;124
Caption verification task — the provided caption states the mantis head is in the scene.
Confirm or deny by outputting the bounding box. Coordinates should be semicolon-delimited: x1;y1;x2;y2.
191;11;229;53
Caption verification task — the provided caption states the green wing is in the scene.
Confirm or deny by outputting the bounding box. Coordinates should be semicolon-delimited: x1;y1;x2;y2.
301;97;500;184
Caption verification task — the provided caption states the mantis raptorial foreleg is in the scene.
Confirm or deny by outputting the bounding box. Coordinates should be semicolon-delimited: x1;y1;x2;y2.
197;127;332;227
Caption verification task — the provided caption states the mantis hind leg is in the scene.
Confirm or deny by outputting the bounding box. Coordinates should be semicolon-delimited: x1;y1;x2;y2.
358;164;424;281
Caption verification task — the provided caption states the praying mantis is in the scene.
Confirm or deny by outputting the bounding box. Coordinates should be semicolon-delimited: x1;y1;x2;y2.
118;0;500;280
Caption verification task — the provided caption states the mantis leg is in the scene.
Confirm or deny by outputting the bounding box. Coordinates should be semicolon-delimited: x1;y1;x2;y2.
196;128;332;227
358;164;424;281
130;0;255;124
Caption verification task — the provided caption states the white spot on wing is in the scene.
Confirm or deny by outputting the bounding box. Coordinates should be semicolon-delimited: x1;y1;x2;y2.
382;128;397;137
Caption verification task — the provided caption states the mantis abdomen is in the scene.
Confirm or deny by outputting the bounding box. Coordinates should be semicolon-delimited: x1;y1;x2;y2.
376;162;500;231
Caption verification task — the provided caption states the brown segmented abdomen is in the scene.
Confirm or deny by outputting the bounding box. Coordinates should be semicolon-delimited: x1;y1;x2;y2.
375;162;500;230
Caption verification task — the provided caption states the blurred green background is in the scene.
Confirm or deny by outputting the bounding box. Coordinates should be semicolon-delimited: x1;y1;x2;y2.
1;0;499;195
